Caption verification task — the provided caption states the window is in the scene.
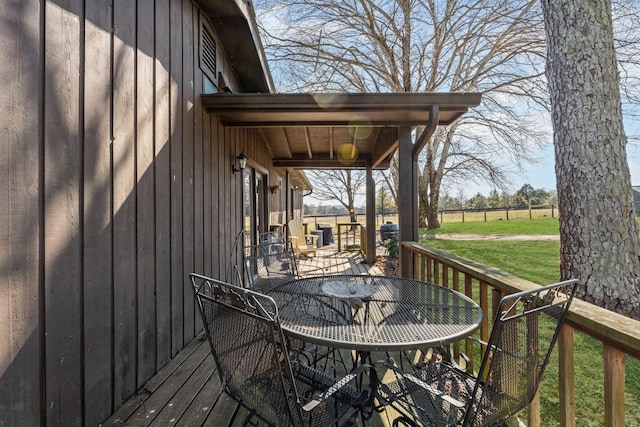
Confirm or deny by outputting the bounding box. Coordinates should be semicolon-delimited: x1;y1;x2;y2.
200;20;217;88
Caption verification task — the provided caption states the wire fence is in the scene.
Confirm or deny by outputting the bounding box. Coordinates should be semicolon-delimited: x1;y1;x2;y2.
303;213;399;228
303;205;556;227
438;205;556;223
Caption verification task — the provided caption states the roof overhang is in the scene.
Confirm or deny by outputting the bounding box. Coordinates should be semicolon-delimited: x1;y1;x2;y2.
197;0;274;93
202;92;482;170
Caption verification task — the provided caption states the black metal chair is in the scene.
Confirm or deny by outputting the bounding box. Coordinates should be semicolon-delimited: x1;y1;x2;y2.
243;240;300;292
375;279;579;427
191;273;375;426
260;230;286;243
190;273;373;426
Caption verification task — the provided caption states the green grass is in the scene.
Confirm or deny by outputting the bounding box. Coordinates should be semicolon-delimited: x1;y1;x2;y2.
424;240;560;284
425;216;560;236
419;224;640;426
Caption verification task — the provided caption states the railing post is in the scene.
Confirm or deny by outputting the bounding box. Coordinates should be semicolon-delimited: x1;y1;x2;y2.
558;324;576;427
604;344;625;427
464;274;474;373
528;390;541;427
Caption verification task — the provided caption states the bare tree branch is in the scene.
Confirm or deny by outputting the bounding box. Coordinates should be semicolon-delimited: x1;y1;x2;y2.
254;0;640;227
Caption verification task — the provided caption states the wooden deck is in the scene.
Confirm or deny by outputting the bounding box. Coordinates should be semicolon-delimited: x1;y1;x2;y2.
102;246;407;427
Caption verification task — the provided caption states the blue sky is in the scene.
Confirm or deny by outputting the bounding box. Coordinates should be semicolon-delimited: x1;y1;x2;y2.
304;135;640;207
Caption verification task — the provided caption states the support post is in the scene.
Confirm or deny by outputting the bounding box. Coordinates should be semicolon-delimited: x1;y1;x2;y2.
366;168;376;263
398;126;417;277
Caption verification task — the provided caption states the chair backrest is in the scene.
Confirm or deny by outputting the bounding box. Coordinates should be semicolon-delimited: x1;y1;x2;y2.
190;273;304;425
243;240;299;292
260;230;284;243
287;219;305;241
466;279;579;427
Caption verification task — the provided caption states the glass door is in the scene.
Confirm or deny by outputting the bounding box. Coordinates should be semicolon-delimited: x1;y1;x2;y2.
243;169;253;246
243;168;266;246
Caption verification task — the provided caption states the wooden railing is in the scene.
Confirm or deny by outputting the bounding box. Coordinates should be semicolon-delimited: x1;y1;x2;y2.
402;241;640;427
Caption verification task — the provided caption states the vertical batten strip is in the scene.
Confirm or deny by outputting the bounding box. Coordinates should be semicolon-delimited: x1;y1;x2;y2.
169;0;184;357
43;0;84;423
181;0;195;345
154;0;172;369
135;0;157;386
83;0;114;423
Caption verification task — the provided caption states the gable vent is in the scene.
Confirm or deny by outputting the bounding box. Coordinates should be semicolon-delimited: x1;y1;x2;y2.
200;21;216;82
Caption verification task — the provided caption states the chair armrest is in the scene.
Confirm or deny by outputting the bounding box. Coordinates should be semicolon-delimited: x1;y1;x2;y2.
289;235;301;244
302;363;372;411
466;336;488;347
302;234;319;246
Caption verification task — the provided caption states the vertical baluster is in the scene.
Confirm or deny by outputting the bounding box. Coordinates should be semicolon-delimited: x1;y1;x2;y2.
604;344;625;427
464;274;474;373
452;269;460;358
558;324;576;427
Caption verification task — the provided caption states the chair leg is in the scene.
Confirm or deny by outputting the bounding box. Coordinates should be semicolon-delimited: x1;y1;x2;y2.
393;416;417;427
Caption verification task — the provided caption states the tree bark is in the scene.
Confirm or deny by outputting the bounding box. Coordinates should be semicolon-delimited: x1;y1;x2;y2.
542;0;640;319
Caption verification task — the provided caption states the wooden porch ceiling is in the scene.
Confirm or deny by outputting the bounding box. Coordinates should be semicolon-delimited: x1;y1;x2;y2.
202;92;482;170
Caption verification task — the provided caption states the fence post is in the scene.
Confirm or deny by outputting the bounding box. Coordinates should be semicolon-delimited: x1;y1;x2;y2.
440;211;443;223
529;206;532;219
462;210;465;223
484;210;487;222
552;205;555;218
506;207;509;221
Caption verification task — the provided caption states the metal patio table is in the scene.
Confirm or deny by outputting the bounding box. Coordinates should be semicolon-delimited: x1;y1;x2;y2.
266;274;483;353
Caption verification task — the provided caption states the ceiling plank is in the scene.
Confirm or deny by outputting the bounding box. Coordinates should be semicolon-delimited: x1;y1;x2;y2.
330;127;334;159
281;127;293;158
304;127;312;159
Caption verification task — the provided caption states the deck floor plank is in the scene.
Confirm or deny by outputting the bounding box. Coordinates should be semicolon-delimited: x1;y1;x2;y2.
203;393;242;426
150;353;218;425
173;359;224;426
124;340;211;425
104;337;206;424
104;338;211;426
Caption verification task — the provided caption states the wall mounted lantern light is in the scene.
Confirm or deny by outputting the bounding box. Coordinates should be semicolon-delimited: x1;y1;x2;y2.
232;152;248;174
269;185;281;194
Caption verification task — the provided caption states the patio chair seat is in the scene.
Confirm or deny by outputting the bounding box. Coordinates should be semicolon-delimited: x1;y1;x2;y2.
377;360;500;426
375;279;579;427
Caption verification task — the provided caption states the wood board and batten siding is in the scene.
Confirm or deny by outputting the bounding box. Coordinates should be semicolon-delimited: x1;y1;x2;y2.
0;0;285;425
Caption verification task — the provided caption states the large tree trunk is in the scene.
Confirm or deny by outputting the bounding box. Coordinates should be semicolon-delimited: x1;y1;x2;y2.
426;188;441;230
542;0;640;319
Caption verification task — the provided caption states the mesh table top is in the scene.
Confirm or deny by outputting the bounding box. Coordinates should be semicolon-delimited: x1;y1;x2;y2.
266;275;483;352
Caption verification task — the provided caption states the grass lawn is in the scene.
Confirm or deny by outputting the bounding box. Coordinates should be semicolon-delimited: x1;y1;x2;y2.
426;216;560;236
419;221;640;426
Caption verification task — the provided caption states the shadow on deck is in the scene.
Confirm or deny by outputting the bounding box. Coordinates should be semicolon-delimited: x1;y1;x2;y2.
103;247;406;426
